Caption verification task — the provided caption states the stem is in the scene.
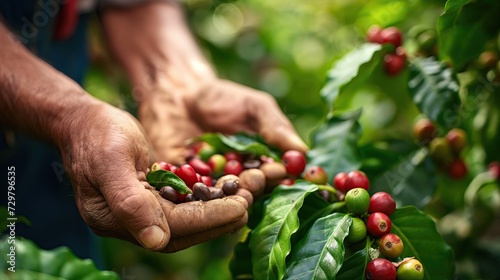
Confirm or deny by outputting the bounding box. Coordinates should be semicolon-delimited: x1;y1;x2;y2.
318;184;337;195
326;201;345;213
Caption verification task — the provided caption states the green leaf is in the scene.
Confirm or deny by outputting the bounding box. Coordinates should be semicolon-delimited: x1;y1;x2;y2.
391;206;455;280
336;238;371;280
146;170;191;194
194;133;280;160
370;148;437;209
438;0;500;70
284;213;352;280
292;193;332;245
407;57;461;128
59;259;97;280
249;182;318;280
3;270;65;280
307;110;363;183
39;247;77;276
360;139;419;180
320;43;383;110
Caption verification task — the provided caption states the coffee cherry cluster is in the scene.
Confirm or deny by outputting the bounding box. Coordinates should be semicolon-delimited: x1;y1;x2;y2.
327;171;425;280
413;118;469;180
148;143;310;205
366;25;407;76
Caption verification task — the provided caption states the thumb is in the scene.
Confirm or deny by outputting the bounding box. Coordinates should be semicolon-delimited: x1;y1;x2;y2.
101;177;171;251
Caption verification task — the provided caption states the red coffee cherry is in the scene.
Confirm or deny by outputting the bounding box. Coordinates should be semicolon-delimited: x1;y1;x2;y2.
378;233;404;259
447;158;468;180
224;159;244;176
369;192;396;216
365;258;397;280
367;25;384;44
280;178;295;186
201;175;213;186
224;151;243;162
188;158;212;176
333;172;348;193
366;212;392;237
488;161;500;181
446;128;467;154
344;170;370;192
304;166;328;185
413;118;437;145
380;26;403;48
282;150;307;177
384;53;406;76
176;164;199;188
150;161;171;172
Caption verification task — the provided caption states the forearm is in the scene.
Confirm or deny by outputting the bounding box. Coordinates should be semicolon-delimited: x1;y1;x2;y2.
100;1;216;104
0;22;102;146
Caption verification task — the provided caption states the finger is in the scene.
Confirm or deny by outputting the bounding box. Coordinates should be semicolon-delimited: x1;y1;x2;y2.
251;95;309;153
162;211;248;253
160;196;247;237
101;175;171;251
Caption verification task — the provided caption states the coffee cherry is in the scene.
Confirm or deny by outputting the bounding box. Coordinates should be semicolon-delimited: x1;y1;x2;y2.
151;161;171;172
445;128;467;154
345;188;370;215
384;53;405;76
280;178;295;186
333;172;348;193
208;154;227;174
222;180;239;195
188;158;212;176
488;161;500;181
198;143;216;162
224;151;243;162
183;193;195;202
367;25;383;44
347;217;367;243
413;118;437;145
447;158;468;180
282;150;307;177
397;258;424;280
344;170;370;192
200;176;213;186
176;164;199;188
380;27;403;48
369;192;396;216
239;169;266;196
366;212;392;237
304;166;328;185
209;187;225;199
378;233;404;259
260;162;287;190
429;137;453;165
365;258;397;280
193;182;212;201
225;159;244;176
159;186;178;203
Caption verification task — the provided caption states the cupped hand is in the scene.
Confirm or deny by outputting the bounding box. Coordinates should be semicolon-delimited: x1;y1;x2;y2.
139;79;309;165
58;101;247;252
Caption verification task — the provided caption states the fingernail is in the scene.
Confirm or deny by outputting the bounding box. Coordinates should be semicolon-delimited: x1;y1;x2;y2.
138;225;165;250
290;135;309;152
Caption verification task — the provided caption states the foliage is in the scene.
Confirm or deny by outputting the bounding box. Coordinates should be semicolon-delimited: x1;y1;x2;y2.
80;0;500;278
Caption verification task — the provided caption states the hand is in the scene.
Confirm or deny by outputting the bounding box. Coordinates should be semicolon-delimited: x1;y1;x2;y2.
100;2;308;165
59;102;248;252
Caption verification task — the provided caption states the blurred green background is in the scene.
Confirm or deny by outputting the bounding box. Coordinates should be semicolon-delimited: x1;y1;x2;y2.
82;0;497;279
